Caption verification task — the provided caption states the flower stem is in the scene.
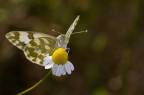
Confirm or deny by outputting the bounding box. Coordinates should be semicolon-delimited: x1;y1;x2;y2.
17;70;51;95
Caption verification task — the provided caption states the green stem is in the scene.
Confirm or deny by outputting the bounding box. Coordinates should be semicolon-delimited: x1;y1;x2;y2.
17;70;51;95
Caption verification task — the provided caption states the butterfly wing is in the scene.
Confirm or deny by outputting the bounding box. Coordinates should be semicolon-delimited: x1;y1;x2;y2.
65;15;80;44
5;16;80;65
6;31;57;66
24;37;56;65
5;31;56;50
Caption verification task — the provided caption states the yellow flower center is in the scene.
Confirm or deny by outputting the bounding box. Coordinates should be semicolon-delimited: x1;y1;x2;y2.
52;48;68;64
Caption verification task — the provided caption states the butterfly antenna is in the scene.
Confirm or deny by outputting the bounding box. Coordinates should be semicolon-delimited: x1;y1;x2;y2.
72;30;88;34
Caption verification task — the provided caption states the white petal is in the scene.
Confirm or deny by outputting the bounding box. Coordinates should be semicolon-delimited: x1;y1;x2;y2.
64;63;72;74
62;72;66;75
43;60;51;66
52;64;58;75
67;61;74;71
55;65;64;76
43;56;52;66
45;62;54;69
43;55;51;60
62;65;66;75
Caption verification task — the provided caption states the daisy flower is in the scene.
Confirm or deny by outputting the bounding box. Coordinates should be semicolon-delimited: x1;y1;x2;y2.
43;48;74;76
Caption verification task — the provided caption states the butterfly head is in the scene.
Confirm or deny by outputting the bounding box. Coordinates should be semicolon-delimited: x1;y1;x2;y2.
56;34;67;49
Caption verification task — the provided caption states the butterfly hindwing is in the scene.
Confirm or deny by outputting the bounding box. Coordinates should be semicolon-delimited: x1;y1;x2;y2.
5;31;56;50
24;37;56;65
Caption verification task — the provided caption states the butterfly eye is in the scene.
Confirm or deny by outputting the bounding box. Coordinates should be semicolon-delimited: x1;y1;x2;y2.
66;48;70;53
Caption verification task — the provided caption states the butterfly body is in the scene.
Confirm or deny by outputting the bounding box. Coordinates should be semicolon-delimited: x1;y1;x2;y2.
5;15;80;65
56;34;67;49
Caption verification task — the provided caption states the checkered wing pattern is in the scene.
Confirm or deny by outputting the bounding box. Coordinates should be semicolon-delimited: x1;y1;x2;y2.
6;31;57;65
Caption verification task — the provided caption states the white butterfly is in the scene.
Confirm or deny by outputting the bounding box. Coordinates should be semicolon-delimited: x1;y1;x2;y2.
5;15;80;65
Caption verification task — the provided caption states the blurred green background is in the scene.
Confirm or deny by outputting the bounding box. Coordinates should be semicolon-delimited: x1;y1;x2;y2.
0;0;144;95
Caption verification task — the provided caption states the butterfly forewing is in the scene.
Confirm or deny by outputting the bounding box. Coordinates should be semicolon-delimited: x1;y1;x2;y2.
5;31;56;50
24;37;56;65
65;15;80;44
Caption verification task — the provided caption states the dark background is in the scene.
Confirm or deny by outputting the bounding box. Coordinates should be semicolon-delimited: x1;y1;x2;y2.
0;0;144;95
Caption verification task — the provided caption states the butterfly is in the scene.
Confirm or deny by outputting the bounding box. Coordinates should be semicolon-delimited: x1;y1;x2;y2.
5;15;80;66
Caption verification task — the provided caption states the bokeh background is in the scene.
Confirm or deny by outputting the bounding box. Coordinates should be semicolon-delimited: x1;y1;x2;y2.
0;0;144;95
